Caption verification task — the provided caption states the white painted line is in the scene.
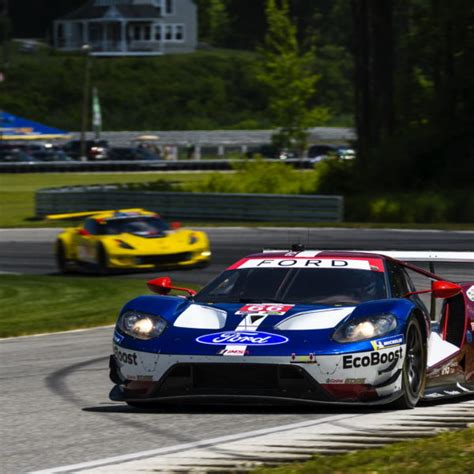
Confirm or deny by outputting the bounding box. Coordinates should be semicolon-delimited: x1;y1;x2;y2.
0;325;114;341
30;414;356;473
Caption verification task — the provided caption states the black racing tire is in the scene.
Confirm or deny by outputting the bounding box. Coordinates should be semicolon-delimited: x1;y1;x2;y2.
391;317;426;409
55;241;71;274
96;244;110;275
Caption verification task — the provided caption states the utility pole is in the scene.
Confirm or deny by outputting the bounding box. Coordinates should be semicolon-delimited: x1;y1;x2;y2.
80;44;91;161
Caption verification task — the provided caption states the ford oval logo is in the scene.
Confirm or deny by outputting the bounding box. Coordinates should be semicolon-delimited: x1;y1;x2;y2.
196;331;288;346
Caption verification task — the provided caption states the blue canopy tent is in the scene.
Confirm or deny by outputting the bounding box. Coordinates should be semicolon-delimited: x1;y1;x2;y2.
0;112;72;140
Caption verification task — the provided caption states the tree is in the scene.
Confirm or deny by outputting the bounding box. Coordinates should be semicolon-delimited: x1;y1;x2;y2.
257;0;329;154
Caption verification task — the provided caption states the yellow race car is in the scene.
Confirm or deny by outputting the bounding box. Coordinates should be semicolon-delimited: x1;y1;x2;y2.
51;209;211;274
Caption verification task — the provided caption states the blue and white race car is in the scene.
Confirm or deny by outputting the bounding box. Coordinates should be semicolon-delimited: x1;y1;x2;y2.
109;249;474;409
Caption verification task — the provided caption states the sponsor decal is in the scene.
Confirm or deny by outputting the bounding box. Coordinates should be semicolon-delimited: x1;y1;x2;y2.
441;365;456;376
219;347;248;356
344;378;366;384
371;335;404;350
237;258;373;270
343;348;403;369
196;331;288;346
113;331;124;344
326;378;344;384
290;353;316;364
113;345;138;366
236;304;294;316
444;390;461;396
466;286;474;301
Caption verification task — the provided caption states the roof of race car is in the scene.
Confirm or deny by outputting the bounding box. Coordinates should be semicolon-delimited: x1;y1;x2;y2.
47;208;157;221
227;250;388;272
245;250;387;260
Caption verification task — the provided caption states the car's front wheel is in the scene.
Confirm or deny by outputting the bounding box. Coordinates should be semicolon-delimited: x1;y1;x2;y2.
55;241;71;273
392;317;426;409
96;244;110;275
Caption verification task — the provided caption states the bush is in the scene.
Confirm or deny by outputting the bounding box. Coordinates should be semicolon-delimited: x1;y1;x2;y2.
185;159;318;194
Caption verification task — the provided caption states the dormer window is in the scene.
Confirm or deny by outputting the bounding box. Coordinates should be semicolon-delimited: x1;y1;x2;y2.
165;0;174;15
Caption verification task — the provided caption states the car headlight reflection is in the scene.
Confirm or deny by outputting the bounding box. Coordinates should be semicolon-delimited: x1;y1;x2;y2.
118;311;167;340
333;314;397;343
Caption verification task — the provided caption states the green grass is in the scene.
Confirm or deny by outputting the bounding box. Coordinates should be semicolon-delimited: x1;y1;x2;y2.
0;172;211;227
0;275;199;338
254;426;474;474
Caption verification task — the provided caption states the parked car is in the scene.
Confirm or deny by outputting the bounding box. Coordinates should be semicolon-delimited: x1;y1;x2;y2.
307;144;355;163
107;147;162;161
0;150;40;162
32;151;74;162
247;144;298;160
61;140;109;160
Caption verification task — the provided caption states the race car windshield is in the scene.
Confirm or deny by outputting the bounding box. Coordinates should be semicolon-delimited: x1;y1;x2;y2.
195;268;387;305
97;217;170;236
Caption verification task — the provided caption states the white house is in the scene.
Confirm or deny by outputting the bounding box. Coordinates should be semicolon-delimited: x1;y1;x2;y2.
53;0;197;56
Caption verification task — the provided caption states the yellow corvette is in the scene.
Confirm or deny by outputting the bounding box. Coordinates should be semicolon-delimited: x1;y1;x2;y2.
50;209;211;274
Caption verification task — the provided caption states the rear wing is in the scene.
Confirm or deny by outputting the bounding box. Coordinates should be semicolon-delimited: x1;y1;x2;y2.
46;208;146;220
359;251;474;264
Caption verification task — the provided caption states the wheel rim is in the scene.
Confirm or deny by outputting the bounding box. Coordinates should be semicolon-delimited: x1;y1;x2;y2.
406;322;423;395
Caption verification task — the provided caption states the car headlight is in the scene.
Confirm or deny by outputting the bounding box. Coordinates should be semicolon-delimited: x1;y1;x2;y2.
189;233;198;245
332;314;397;343
118;311;167;340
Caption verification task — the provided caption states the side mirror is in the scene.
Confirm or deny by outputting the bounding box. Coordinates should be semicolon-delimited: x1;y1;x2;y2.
403;280;462;299
432;280;462;299
170;221;182;230
147;277;197;297
77;228;90;236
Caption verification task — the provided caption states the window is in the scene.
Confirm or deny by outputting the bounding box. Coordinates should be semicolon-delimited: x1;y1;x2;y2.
144;25;151;41
154;24;161;41
161;24;185;42
165;0;174;15
386;261;411;298
84;219;99;235
175;25;184;41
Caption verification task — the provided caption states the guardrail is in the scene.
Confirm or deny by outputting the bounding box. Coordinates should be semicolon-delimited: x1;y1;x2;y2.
0;159;316;173
36;186;344;223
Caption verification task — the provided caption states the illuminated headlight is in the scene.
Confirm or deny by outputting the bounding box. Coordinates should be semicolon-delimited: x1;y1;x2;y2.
118;311;167;340
332;314;397;343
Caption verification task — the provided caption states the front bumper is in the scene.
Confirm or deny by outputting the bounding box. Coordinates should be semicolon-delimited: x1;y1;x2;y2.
107;249;210;269
109;345;406;406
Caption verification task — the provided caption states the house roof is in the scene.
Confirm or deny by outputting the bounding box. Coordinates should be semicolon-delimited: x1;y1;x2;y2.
59;2;162;21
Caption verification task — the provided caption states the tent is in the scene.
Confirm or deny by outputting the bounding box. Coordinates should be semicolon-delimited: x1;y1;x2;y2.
0;111;72;140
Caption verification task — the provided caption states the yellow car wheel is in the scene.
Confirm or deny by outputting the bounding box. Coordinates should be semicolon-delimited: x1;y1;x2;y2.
55;240;71;274
97;244;110;275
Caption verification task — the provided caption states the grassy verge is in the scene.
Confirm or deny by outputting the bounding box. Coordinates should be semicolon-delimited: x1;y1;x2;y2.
0;275;199;338
254;426;474;474
1;172;474;230
0;172;211;227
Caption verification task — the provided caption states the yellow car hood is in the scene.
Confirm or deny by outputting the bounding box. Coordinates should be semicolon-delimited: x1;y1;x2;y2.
102;229;206;254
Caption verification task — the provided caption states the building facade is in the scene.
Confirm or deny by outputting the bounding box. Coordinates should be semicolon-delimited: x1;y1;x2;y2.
53;0;197;56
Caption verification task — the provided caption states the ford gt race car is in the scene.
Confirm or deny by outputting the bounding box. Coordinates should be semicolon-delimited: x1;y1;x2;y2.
51;209;211;274
109;249;474;409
